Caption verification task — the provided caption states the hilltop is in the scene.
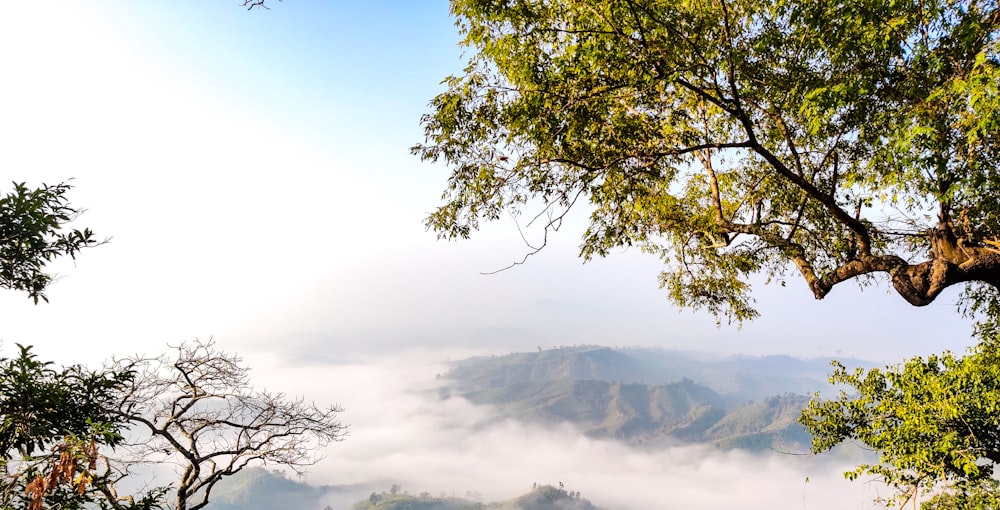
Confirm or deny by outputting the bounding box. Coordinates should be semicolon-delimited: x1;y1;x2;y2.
204;469;603;510
438;345;870;450
354;484;603;510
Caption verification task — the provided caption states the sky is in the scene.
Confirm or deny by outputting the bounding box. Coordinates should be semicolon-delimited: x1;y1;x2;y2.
0;2;982;508
0;1;976;367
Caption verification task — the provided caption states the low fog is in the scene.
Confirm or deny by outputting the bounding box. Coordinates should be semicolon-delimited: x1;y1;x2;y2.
239;348;891;510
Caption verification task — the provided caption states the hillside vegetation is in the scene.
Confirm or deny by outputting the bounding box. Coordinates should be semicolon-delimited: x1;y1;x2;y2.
439;346;850;449
205;470;603;510
354;485;602;510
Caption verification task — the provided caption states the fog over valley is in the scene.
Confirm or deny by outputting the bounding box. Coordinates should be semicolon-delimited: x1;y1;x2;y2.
1;2;991;510
225;345;889;510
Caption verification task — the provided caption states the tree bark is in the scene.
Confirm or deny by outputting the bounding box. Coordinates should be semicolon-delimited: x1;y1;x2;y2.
803;223;1000;306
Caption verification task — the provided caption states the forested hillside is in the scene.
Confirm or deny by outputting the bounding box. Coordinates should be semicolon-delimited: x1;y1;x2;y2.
439;346;851;449
205;468;376;510
197;346;872;509
354;484;602;510
204;470;603;510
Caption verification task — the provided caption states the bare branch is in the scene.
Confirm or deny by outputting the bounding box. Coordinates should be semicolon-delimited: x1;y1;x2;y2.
240;0;280;10
111;340;347;510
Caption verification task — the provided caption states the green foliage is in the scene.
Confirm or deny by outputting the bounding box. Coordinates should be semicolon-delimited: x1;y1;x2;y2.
0;345;139;510
353;485;602;510
801;341;1000;506
921;478;1000;510
444;346;816;449
354;489;482;510
490;485;599;510
416;0;1000;323
203;467;329;510
0;344;131;459
0;181;98;303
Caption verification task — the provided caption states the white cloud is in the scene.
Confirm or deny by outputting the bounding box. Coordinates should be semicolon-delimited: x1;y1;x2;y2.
243;351;887;510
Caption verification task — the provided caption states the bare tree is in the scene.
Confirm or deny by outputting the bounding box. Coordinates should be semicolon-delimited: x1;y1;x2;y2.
240;0;279;10
112;340;346;510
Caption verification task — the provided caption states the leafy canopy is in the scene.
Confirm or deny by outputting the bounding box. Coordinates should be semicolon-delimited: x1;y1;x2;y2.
801;341;1000;507
0;345;129;458
415;0;1000;324
0;345;138;510
0;182;98;303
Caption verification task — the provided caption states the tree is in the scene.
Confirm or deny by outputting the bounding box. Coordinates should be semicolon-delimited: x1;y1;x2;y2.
0;182;99;303
0;340;345;510
0;345;145;510
921;478;1000;510
0;183;153;509
112;340;347;510
800;340;1000;507
414;0;1000;325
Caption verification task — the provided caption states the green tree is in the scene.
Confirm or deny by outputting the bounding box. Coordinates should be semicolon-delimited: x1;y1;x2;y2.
0;182;98;303
414;0;1000;325
800;341;1000;507
922;479;1000;509
0;345;149;510
0;182;128;508
0;340;346;510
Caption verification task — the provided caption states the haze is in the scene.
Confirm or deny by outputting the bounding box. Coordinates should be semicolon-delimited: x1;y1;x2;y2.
243;352;888;510
0;2;977;509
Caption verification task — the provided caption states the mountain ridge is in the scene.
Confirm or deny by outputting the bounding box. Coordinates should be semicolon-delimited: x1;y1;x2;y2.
439;345;861;450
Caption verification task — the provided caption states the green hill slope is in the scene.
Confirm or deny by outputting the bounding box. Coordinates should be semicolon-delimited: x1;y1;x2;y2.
353;485;603;510
354;494;479;510
205;467;375;510
205;468;325;510
447;346;874;399
486;485;600;510
206;473;604;510
441;346;841;450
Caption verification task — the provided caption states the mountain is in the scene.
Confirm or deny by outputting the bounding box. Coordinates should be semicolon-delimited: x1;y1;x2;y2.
446;346;871;402
205;467;377;510
702;393;813;449
456;377;726;441
354;494;476;510
487;485;601;510
353;485;603;510
205;472;604;510
205;467;324;509
443;348;665;389
439;346;861;450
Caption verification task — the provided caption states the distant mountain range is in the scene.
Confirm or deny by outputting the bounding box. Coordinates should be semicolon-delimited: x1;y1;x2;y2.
203;346;876;510
205;467;376;510
438;346;874;450
206;469;602;510
354;484;602;510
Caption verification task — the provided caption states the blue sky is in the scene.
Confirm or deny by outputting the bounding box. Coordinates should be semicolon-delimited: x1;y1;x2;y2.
0;1;976;367
0;4;976;508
